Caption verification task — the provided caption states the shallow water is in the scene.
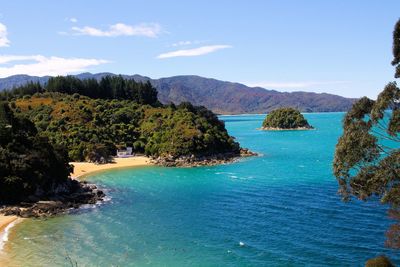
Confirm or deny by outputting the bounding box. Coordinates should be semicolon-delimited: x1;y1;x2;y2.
3;113;399;266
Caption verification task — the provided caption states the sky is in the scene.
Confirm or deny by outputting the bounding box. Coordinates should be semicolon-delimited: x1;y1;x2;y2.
0;0;399;98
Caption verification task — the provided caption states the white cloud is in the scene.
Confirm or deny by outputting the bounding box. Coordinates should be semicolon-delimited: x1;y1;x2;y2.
0;23;10;47
245;81;349;89
71;23;161;38
70;17;78;23
172;41;192;47
0;55;109;77
171;40;206;47
157;45;232;59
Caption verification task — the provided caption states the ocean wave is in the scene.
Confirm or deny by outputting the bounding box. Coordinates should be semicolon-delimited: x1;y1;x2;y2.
0;219;20;251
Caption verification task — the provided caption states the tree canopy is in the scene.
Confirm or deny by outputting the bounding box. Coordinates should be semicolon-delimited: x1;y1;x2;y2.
393;19;400;78
262;107;312;129
10;94;239;162
0;75;159;106
0;101;72;203
333;19;400;248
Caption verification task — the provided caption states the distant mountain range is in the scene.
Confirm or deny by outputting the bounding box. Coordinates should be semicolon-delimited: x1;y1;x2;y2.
0;73;356;114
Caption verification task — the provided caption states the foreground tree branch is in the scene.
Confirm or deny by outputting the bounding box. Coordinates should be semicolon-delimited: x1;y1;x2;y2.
333;19;400;250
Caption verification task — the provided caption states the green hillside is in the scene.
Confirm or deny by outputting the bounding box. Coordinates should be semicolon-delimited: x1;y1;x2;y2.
11;92;239;162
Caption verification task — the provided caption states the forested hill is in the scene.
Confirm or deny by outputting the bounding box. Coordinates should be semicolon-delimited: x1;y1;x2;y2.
1;75;242;163
0;73;355;114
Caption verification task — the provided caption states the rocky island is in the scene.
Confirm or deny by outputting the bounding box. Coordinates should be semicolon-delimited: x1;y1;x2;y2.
261;107;313;130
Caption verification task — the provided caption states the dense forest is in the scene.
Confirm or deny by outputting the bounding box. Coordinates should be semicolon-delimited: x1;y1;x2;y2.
262;107;313;129
0;101;72;202
9;93;239;162
0;75;159;105
1;76;240;163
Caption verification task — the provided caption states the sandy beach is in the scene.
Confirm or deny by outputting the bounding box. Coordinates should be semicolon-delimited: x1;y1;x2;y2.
0;215;24;267
70;156;153;179
0;215;20;257
0;216;18;237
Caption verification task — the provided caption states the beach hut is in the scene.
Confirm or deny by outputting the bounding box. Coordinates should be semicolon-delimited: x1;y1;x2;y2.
117;146;134;158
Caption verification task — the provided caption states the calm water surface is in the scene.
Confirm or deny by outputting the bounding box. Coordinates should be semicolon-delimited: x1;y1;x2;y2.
3;113;398;266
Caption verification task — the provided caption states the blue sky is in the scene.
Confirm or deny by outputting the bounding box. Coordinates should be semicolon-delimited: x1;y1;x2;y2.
0;0;399;98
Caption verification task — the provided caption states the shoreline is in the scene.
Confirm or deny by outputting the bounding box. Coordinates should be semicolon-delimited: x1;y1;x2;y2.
0;156;153;261
258;126;315;131
0;216;19;243
0;216;21;266
70;156;153;179
0;153;254;262
218;111;347;116
0;216;20;252
151;149;258;167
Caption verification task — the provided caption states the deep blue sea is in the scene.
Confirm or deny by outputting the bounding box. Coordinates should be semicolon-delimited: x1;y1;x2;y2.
2;113;399;266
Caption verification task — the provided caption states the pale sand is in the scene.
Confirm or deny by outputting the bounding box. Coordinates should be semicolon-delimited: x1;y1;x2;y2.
70;156;153;179
0;216;19;252
0;216;18;236
0;215;22;266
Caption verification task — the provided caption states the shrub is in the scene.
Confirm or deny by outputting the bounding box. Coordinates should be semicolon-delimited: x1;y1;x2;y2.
262;107;312;129
365;255;395;267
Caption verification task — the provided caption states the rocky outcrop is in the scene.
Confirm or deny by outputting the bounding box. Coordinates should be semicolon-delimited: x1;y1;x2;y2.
239;148;258;157
151;148;258;167
0;180;105;218
260;126;314;131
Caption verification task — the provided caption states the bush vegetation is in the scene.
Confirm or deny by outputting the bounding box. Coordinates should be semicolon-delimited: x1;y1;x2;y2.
0;75;159;105
262;107;312;129
365;255;395;267
0;102;72;203
9;93;239;162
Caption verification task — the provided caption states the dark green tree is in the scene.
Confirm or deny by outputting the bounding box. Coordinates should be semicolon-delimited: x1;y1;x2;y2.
333;19;400;248
365;255;395;267
86;143;114;163
0;102;72;203
393;19;400;78
262;107;312;129
1;75;159;106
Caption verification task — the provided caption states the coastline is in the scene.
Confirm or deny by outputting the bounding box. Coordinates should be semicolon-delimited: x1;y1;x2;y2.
0;216;19;245
70;156;153;179
218;111;347;116
0;216;20;255
0;156;152;263
0;153;254;263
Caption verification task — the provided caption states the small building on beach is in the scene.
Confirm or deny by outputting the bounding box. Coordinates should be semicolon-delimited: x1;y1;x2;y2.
117;147;133;158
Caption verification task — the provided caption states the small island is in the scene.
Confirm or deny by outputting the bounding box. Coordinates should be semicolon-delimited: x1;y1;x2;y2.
261;107;313;130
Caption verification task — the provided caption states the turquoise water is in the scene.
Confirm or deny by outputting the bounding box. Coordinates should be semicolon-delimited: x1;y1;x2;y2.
4;113;399;266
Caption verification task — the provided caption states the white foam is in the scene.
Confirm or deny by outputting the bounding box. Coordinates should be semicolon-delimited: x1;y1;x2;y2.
0;219;20;251
23;234;51;240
